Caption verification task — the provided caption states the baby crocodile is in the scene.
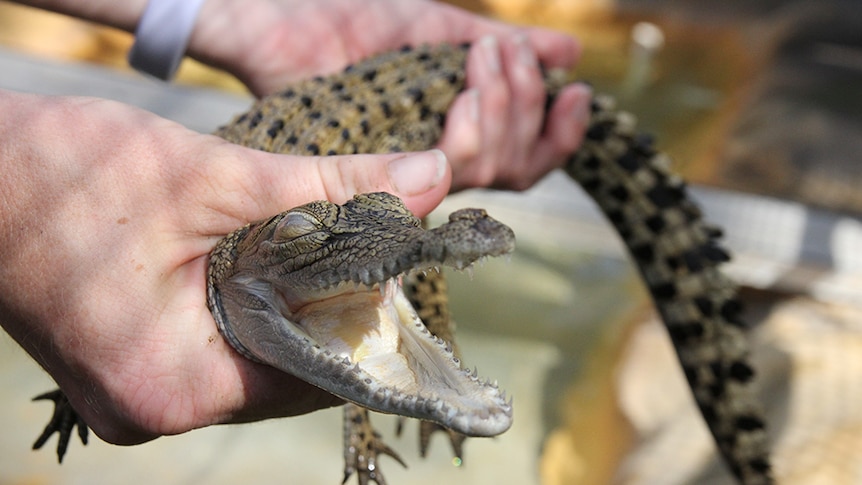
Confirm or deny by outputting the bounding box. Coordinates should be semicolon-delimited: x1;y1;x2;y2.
33;43;772;485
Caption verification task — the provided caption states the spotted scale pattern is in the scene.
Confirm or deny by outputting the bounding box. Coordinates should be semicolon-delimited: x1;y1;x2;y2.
33;43;772;485
224;44;774;484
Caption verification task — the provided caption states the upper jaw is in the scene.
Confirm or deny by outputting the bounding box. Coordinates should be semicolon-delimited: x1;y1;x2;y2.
268;205;517;303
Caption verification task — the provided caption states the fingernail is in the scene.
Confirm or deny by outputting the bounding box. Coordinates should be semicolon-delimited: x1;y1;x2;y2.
465;88;480;122
478;35;501;73
387;149;447;195
573;84;593;125
514;34;537;67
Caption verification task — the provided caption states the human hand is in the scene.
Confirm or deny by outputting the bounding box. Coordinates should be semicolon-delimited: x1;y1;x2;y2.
0;91;450;445
190;0;592;191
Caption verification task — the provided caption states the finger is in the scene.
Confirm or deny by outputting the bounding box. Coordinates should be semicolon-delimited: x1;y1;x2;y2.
453;35;510;188
521;29;582;68
526;83;593;185
434;4;580;68
267;149;451;218
207;144;451;228
436;88;481;171
495;34;548;184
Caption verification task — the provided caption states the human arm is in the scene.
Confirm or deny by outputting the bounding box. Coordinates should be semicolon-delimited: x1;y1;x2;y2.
0;0;591;446
12;0;592;191
0;90;450;444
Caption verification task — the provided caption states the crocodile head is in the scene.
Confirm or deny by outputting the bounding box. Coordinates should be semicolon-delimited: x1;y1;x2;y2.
207;192;515;436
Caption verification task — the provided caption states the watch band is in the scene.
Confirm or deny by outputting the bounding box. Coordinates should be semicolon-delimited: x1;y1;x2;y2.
128;0;207;80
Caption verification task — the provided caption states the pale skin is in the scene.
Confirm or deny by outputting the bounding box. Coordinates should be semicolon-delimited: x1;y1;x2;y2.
0;0;591;447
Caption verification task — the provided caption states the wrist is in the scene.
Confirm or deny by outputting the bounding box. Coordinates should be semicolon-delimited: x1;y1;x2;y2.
0;90;42;245
188;0;359;95
0;90;58;359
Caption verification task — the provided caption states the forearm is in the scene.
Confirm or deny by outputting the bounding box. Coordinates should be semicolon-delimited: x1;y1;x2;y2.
0;89;74;378
0;90;56;261
10;0;148;32
9;0;279;86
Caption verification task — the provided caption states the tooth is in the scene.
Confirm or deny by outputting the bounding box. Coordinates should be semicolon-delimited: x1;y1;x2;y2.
358;268;371;285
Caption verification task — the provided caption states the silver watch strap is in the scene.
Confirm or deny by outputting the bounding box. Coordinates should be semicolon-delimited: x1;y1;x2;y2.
128;0;207;80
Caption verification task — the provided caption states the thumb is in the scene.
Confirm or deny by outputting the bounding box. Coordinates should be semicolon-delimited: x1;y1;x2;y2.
213;145;452;225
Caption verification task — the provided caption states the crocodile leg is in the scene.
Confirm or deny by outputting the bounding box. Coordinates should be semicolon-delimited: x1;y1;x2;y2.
343;403;407;485
31;389;88;463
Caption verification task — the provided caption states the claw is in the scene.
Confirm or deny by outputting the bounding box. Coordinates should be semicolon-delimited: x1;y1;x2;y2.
32;389;89;463
396;416;467;465
417;420;466;462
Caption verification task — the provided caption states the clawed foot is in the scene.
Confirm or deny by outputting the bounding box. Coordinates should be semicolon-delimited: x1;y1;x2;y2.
413;419;466;462
343;404;407;485
32;389;88;463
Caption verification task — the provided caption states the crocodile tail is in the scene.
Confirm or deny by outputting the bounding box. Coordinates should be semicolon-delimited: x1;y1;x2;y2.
565;94;773;484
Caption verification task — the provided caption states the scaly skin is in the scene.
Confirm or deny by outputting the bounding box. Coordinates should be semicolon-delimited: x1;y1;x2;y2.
33;43;771;485
570;94;771;483
207;193;516;436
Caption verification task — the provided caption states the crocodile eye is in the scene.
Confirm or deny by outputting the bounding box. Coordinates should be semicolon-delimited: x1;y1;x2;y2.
273;211;321;242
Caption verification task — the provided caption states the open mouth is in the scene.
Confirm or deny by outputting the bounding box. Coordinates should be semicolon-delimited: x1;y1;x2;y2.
273;273;513;437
